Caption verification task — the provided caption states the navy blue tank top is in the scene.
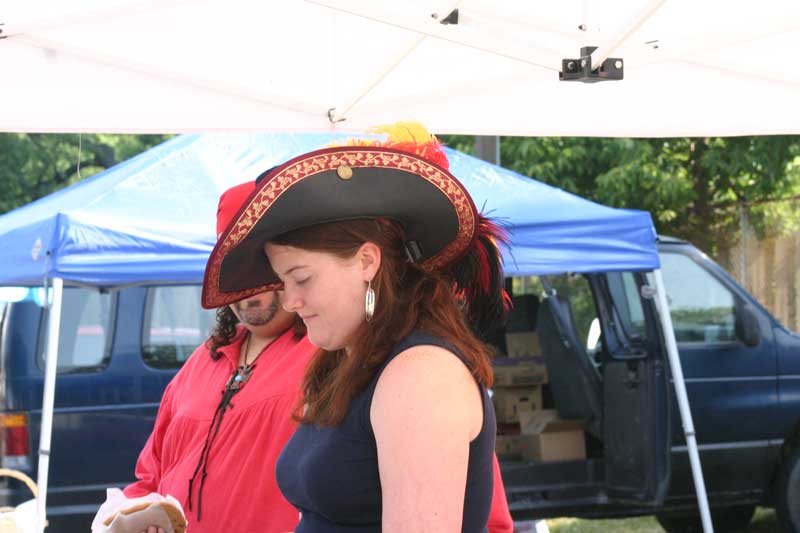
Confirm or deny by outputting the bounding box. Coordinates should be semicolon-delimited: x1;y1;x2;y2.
276;330;496;532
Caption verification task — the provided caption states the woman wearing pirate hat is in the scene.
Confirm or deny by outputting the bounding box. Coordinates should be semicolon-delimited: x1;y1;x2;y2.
202;124;509;532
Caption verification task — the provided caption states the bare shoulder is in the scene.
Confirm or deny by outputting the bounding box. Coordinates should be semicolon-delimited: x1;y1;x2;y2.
371;343;482;439
376;344;476;394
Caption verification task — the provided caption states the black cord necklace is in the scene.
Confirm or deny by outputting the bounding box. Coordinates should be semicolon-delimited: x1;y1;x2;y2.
227;332;263;390
188;332;270;520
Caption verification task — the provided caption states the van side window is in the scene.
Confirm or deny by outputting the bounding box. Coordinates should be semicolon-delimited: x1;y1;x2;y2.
39;288;113;372
142;286;216;369
659;252;736;343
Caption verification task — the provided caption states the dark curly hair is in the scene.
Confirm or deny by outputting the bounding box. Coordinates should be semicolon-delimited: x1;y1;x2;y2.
207;305;306;361
207;307;239;361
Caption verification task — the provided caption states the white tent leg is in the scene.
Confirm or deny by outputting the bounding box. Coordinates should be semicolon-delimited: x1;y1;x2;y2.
652;269;713;533
36;277;63;533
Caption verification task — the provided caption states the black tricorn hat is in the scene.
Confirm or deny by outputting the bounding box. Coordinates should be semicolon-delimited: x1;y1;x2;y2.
201;135;508;334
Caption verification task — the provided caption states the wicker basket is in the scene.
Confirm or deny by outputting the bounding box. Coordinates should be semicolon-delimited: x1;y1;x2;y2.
0;468;43;533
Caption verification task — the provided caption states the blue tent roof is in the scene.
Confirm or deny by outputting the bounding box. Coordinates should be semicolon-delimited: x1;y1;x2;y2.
0;134;658;287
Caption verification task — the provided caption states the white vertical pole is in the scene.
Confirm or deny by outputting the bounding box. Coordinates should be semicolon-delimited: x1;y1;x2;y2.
36;277;63;533
652;269;713;533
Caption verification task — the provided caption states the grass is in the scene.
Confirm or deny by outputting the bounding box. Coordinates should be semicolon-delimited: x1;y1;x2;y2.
545;515;662;533
541;507;779;532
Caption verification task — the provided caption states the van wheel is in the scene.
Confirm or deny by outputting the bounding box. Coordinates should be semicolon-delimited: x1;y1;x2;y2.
656;505;755;533
776;446;800;532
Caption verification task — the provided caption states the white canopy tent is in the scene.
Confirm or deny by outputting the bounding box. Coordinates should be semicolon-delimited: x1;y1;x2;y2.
6;1;798;531
2;0;800;136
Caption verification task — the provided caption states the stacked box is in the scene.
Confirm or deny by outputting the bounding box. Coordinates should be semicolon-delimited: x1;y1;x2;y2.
518;409;586;462
492;386;543;424
505;331;542;358
493;356;548;387
497;409;587;463
493;329;586;463
493;333;545;460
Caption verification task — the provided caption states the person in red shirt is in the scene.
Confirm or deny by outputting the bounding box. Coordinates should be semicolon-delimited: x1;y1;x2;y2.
124;180;513;533
122;183;316;533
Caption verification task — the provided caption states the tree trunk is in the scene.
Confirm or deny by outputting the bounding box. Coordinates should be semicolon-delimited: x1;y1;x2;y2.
688;140;715;255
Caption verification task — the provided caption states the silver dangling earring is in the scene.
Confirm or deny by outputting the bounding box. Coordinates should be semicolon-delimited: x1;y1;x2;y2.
365;279;376;322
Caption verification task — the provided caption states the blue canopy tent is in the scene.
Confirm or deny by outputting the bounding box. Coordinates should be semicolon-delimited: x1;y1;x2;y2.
0;133;658;287
1;135;709;533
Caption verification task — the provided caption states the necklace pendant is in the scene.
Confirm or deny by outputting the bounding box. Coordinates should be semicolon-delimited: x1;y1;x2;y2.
237;364;253;385
226;365;253;392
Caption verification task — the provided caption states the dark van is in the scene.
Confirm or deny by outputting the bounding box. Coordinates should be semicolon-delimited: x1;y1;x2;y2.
1;237;799;532
0;285;216;531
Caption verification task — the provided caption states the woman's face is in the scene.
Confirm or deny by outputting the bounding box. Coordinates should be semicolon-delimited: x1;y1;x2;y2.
265;243;378;351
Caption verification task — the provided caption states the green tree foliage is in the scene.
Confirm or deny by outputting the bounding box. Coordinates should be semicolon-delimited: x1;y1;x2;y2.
0;133;171;214
441;135;800;257
5;133;799;262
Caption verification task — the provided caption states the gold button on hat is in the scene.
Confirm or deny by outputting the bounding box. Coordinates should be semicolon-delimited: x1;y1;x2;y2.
337;165;353;180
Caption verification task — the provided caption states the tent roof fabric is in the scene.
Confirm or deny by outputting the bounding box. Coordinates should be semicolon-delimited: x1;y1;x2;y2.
2;1;799;136
0;134;658;288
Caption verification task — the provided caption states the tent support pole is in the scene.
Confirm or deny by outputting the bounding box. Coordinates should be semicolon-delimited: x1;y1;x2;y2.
36;277;63;533
309;0;558;71
329;33;427;123
652;269;714;533
589;0;666;68
327;0;463;122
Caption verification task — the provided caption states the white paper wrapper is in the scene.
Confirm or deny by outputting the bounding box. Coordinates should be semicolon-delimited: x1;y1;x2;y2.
91;488;186;533
0;498;37;532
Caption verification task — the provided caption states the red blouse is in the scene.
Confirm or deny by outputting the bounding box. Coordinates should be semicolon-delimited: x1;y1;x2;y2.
125;327;315;533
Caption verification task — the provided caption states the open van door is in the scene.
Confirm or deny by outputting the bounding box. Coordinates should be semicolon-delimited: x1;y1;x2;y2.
538;272;671;506
594;272;672;505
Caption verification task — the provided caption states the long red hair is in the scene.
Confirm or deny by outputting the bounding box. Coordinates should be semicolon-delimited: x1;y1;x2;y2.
271;218;495;427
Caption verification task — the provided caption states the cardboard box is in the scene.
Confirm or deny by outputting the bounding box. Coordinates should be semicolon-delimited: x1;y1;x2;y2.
518;408;559;435
505;331;542;358
517;409;586;462
493;357;548;387
520;423;586;462
492;386;542;424
495;435;523;460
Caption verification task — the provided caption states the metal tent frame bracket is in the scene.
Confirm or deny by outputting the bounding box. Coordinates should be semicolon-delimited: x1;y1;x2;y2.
560;46;623;82
432;8;458;25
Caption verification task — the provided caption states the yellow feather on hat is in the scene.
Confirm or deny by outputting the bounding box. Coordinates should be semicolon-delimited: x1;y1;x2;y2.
334;122;450;170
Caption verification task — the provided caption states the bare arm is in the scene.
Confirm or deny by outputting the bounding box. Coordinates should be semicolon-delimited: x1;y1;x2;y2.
371;345;484;533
